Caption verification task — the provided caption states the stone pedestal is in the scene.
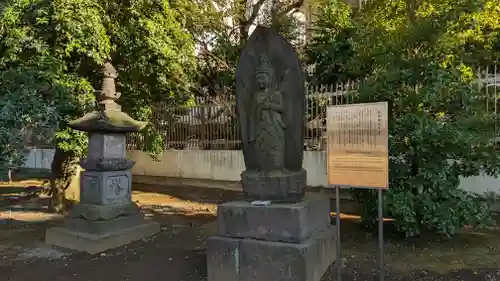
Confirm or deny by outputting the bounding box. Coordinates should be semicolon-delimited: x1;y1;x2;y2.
45;134;160;254
211;26;335;281
207;194;336;281
45;218;159;255
241;169;306;202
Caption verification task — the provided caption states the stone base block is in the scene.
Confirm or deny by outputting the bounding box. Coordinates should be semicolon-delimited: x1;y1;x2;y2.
65;214;144;235
70;202;140;221
217;194;330;243
80;170;132;205
207;226;336;281
45;219;160;255
241;169;306;202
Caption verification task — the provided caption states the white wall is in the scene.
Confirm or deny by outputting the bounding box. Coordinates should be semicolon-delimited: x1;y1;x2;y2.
129;150;329;187
24;147;55;170
23;148;500;196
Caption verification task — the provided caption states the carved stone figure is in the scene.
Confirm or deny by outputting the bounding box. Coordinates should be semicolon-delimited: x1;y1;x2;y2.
206;27;336;281
250;54;287;172
236;26;306;202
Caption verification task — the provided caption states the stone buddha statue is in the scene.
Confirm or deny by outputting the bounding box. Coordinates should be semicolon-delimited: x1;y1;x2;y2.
235;26;306;202
249;54;287;173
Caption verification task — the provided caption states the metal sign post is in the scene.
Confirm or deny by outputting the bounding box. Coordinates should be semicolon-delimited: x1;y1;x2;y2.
335;185;341;281
326;102;389;281
378;188;384;281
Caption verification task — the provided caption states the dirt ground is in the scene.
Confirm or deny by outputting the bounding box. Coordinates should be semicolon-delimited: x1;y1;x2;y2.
1;180;500;281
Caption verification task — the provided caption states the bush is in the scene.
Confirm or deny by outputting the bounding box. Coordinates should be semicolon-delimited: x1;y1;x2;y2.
309;0;500;236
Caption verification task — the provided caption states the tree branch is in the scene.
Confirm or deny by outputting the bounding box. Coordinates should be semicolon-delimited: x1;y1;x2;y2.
282;0;304;15
194;37;234;70
241;0;268;27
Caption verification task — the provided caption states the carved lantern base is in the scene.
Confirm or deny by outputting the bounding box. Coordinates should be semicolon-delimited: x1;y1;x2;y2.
45;133;160;254
240;169;306;203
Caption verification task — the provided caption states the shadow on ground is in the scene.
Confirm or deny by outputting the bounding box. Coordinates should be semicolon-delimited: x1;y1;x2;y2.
0;195;212;281
133;182;244;204
0;181;499;281
133;183;500;280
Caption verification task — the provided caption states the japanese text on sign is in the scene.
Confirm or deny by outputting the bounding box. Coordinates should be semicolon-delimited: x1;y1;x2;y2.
326;102;389;189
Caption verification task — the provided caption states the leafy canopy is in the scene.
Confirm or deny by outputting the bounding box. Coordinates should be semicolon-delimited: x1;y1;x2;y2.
0;0;197;170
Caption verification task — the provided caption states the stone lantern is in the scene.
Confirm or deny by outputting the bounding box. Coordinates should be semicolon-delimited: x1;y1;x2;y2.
45;63;160;254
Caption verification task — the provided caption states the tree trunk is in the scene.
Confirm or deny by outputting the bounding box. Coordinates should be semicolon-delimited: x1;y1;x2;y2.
239;23;250;49
406;0;418;23
49;147;79;213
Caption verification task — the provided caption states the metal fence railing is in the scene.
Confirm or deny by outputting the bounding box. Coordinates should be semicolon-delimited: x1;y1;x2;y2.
23;65;500;152
477;65;500;141
125;83;361;151
128;67;500;152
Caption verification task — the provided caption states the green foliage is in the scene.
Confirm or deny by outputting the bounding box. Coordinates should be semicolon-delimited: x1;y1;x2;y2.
0;56;94;169
352;63;498;237
310;0;500;237
0;0;197;169
306;0;358;84
169;0;307;97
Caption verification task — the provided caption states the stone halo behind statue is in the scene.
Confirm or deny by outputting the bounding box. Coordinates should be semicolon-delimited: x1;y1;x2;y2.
235;25;306;203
